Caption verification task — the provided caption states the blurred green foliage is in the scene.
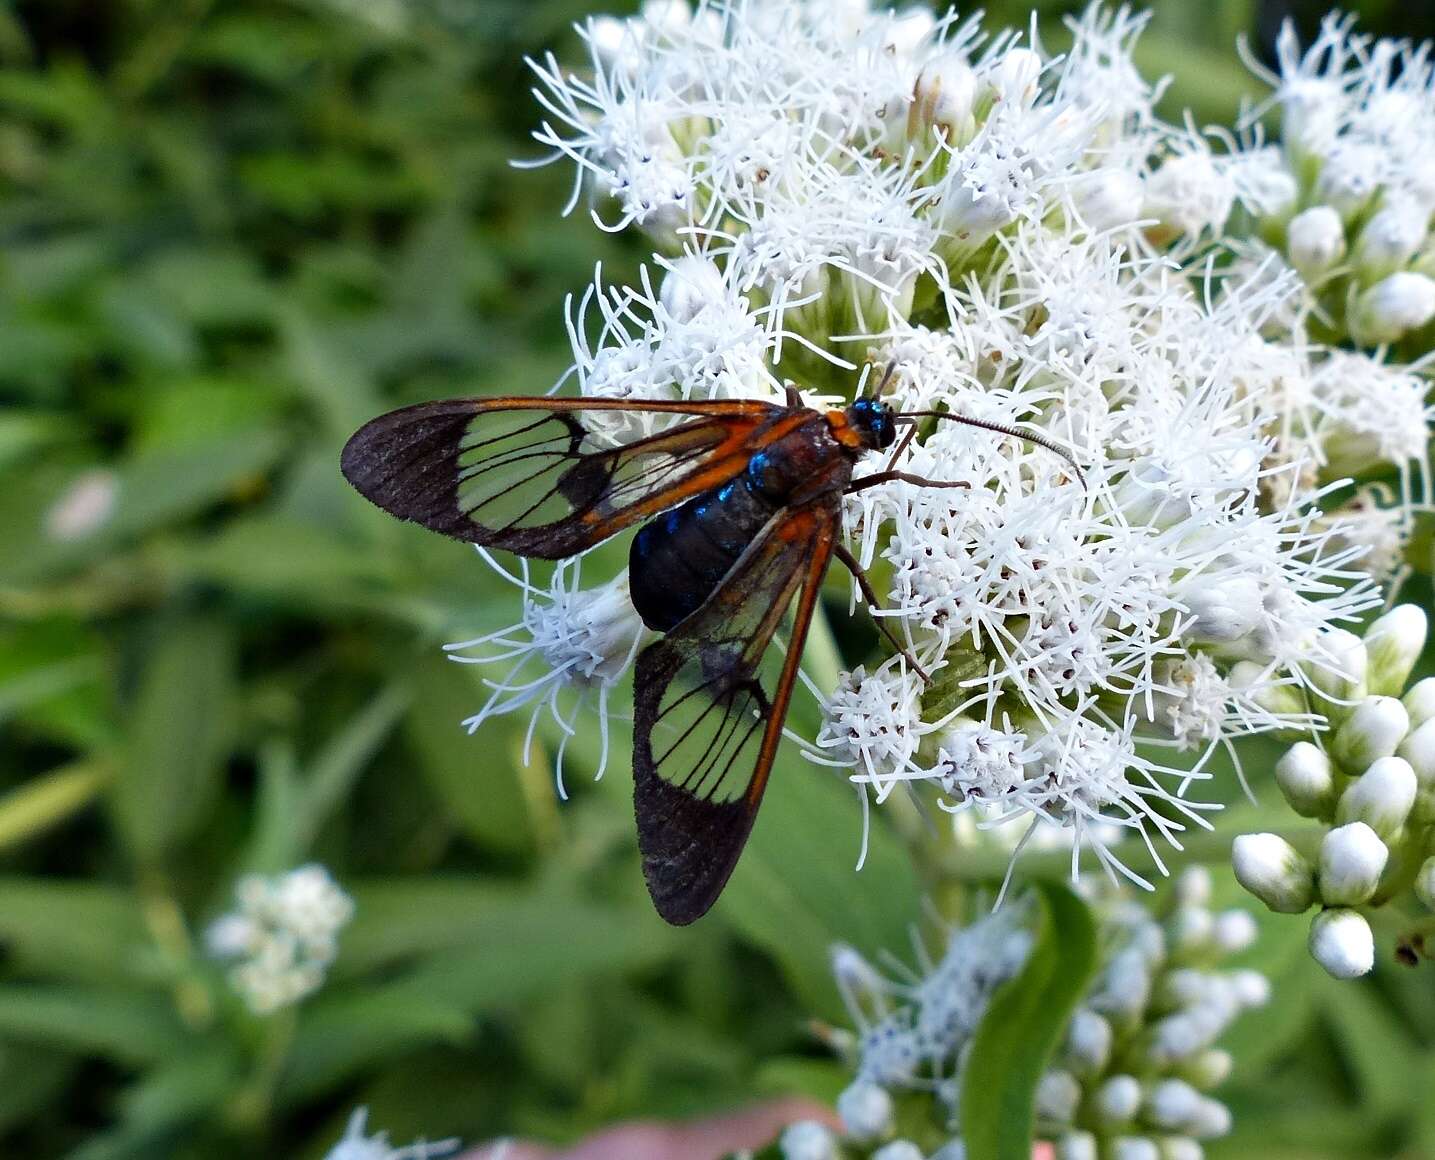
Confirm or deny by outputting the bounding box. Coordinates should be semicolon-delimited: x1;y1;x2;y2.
0;1;1433;1157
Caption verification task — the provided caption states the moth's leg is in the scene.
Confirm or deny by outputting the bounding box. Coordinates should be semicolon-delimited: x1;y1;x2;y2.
832;543;931;683
846;470;971;495
784;383;803;408
884;419;920;471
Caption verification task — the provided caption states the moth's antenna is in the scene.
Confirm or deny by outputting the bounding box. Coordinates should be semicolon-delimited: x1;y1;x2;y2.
896;409;1088;491
871;359;898;399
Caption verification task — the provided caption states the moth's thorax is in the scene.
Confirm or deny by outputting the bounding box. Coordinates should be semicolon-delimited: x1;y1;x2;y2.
628;412;852;633
829;397;897;452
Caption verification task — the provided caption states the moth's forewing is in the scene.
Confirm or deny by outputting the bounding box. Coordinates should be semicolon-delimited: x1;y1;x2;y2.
633;498;839;925
340;396;781;558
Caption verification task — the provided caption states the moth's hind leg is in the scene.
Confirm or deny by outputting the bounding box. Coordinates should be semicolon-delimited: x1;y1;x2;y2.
832;543;932;684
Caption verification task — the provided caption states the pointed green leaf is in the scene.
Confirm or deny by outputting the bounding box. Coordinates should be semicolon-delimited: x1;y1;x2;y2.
109;616;238;862
960;882;1098;1160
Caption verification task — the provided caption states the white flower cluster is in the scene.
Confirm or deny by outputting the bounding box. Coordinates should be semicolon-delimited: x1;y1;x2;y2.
1177;15;1435;593
790;867;1265;1160
205;864;355;1014
1229;14;1435;350
323;1108;462;1160
1232;603;1434;979
447;554;646;793
459;0;1427;886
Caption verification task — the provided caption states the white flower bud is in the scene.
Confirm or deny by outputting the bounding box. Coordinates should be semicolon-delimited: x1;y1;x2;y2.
1397;719;1435;820
1315;142;1384;218
1232;833;1316;913
1181;575;1263;645
1364;605;1427;698
205;914;259;958
1230;968;1271;1008
872;1142;925;1160
883;7;936;57
1318;822;1389;906
1404;678;1435;728
1415;856;1435;911
1275;742;1337;819
639;0;691;35
1159;967;1207;1007
1065;1008;1112;1074
1286;205;1345;276
1111;1138;1160;1160
1167;906;1214;958
1090;947;1152;1022
1211;909;1258;954
1180;1048;1233;1089
1056;1132;1098;1160
1130;920;1167;966
992;47;1042;109
1229;661;1308;721
1145;1078;1201;1130
1336;754;1417;839
1309;908;1375;979
1158;1140;1205;1160
45;469;118;542
1073;169;1145;231
1174;865;1213;908
1145;152;1234;238
1331;697;1409;774
1185;1096;1233;1139
1097;1075;1143;1125
1353;272;1435;344
1355;199;1429;280
660;255;728;323
838;1081;893;1141
1036;1069;1083;1124
1305;628;1368;715
780;1121;840;1160
912;54;978;143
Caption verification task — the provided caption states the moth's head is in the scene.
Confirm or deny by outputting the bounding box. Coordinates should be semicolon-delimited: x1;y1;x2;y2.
845;396;897;451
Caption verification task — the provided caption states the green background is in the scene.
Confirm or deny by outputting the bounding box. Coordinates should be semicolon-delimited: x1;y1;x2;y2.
1;1;1433;1156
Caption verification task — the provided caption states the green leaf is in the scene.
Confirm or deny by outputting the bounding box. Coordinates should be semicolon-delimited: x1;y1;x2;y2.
714;756;923;1021
0;1045;75;1134
290;888;676;1100
1320;975;1423;1119
0;430;289;585
0;878;148;983
0;985;188;1066
0;760;111;852
403;657;539;858
293;683;412;854
960;882;1097;1160
0;410;74;471
116;1040;243;1131
281;988;476;1104
109;616;238;862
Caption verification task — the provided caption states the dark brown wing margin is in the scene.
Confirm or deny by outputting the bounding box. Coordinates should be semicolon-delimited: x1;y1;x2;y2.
632;499;839;925
340;396;793;559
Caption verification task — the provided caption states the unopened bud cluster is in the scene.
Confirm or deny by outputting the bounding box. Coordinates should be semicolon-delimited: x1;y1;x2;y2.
1033;870;1266;1160
1233;605;1435;978
1228;17;1435;354
205;864;355;1014
781;876;1265;1159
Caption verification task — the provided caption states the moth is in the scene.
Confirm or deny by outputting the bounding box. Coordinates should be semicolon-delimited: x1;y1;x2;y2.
341;381;1080;924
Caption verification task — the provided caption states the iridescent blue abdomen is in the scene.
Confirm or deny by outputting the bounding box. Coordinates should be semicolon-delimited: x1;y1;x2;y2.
629;471;777;632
